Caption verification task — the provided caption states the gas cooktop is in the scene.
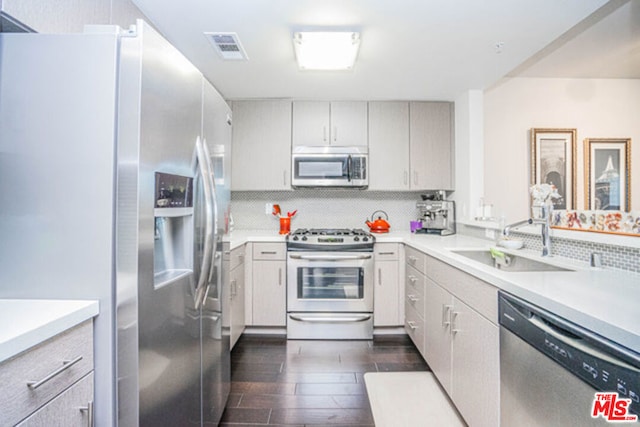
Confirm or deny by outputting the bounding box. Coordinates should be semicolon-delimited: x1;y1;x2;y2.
287;228;374;251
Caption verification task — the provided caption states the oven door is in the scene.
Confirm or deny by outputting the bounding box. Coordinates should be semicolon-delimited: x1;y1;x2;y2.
287;251;373;312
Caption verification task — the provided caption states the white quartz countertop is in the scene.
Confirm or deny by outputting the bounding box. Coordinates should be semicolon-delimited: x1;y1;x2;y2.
228;229;286;250
0;299;99;363
232;229;640;354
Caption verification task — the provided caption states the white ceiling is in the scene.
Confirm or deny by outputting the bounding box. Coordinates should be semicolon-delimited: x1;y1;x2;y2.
130;0;636;101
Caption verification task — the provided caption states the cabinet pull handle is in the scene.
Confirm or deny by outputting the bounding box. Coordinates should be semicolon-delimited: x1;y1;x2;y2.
407;321;418;330
261;251;277;255
378;252;395;255
442;304;453;327
451;311;461;334
231;279;237;297
408;255;417;263
407;294;418;303
408;275;417;284
79;400;94;427
404;170;408;185
333;125;337;142
323;125;327;142
378;268;382;285
27;355;83;389
278;268;282;285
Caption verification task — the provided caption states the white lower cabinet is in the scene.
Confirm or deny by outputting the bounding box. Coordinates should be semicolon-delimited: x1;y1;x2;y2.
0;320;94;427
229;246;246;349
373;243;403;327
405;246;500;427
450;298;499;427
251;243;287;326
18;373;94;427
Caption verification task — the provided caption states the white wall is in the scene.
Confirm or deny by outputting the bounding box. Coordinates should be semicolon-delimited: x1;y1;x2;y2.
484;77;640;222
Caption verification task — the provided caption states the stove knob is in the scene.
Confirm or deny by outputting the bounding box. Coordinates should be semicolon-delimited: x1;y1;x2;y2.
302;236;308;241
293;236;299;241
354;237;360;242
363;237;369;242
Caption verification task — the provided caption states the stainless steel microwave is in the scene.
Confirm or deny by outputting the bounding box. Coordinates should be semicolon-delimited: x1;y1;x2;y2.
291;146;368;188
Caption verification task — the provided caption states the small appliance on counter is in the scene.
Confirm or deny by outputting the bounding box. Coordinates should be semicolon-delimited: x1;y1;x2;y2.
415;191;456;236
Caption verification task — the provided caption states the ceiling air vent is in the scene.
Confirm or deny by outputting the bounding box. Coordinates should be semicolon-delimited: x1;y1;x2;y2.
204;32;248;61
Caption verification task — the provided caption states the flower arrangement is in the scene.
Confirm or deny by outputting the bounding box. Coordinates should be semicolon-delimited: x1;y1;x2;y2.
530;183;560;204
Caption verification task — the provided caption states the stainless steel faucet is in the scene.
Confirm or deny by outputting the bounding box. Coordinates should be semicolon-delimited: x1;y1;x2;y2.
502;204;552;257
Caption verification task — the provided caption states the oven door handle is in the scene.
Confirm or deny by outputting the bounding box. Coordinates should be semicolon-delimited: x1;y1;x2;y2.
288;254;372;261
289;314;372;323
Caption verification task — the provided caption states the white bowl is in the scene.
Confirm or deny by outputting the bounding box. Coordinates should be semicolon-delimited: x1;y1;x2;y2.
498;239;524;250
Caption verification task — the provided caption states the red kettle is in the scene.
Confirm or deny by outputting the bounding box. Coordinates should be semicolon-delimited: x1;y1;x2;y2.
366;210;391;233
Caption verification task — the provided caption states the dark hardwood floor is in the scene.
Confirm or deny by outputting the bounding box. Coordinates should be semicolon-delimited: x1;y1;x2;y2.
220;334;430;426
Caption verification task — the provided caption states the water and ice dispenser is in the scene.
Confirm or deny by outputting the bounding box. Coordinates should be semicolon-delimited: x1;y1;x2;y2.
153;172;194;289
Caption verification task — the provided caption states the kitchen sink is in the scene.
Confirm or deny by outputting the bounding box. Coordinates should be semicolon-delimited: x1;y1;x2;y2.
450;249;574;272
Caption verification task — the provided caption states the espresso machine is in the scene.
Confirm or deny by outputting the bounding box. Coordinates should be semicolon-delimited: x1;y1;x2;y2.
415;191;456;235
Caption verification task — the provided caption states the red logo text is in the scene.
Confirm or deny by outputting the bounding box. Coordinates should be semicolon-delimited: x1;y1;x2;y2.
591;392;638;423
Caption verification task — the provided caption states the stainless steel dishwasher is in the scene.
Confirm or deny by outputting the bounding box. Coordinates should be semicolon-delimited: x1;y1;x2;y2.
499;292;640;426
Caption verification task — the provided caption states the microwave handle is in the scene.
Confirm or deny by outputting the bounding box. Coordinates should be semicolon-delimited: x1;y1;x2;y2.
347;155;352;182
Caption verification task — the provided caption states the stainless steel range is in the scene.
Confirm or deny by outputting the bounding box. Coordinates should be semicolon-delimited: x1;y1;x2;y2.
287;229;375;339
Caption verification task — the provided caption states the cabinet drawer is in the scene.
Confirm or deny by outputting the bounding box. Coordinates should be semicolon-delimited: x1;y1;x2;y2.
425;255;498;325
405;246;427;274
404;303;425;355
0;320;93;426
17;372;94;427
405;264;425;298
253;243;286;260
374;243;400;261
230;246;246;270
405;288;425;320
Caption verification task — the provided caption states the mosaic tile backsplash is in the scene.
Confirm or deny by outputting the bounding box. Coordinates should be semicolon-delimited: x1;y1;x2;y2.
231;190;425;232
232;192;639;274
460;223;640;274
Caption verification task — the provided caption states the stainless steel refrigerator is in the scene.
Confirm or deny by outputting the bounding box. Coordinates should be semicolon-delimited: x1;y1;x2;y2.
0;20;231;426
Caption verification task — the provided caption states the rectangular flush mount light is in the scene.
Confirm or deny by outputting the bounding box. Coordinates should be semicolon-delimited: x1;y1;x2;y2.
293;31;360;70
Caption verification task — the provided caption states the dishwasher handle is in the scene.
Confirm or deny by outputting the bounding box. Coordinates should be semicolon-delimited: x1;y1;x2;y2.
529;314;640;373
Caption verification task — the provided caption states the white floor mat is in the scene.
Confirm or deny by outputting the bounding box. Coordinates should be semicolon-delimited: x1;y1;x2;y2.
364;372;466;427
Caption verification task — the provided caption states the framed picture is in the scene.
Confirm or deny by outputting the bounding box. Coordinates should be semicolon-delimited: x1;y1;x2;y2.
531;128;576;210
584;138;631;211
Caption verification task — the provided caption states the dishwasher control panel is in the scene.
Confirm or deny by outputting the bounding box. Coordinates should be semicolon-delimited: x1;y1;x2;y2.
499;292;640;416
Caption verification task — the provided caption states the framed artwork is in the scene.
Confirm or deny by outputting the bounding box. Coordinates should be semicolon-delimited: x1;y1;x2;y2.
584;138;631;211
531;128;577;210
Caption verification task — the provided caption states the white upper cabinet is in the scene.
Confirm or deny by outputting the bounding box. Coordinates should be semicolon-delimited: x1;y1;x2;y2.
231;100;292;191
409;101;454;190
368;102;410;190
292;101;368;147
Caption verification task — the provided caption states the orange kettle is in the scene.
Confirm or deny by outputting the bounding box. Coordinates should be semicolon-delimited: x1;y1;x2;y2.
366;210;391;233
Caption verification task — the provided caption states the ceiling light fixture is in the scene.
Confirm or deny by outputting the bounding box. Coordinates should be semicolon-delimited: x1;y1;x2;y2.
293;31;360;71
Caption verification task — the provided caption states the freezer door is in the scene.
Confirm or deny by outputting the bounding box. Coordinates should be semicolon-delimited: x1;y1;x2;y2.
115;20;205;427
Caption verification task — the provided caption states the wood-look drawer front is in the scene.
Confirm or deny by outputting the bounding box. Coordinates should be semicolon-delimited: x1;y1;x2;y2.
425;255;499;325
17;372;94;427
0;320;93;426
374;243;400;261
404;303;425;355
405;264;425;298
230;246;246;270
405;288;425;319
253;243;286;260
405;246;426;274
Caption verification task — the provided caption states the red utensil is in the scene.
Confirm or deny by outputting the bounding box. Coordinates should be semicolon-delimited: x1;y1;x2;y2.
287;210;297;218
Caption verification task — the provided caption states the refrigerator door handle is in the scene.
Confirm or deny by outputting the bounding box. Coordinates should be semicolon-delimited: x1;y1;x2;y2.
201;139;219;305
194;137;214;309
